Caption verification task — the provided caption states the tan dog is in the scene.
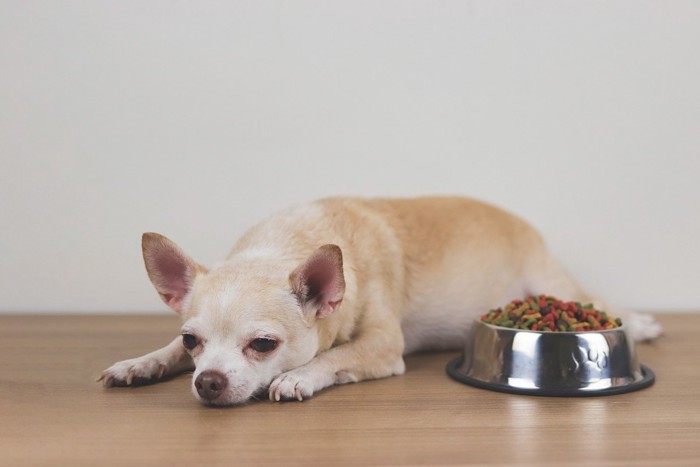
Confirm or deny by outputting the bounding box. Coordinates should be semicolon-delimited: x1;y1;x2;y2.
99;196;661;406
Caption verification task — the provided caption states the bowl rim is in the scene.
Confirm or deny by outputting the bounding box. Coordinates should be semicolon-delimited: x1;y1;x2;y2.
476;317;627;335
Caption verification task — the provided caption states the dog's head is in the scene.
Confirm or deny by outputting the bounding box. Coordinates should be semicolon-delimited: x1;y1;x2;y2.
141;233;345;406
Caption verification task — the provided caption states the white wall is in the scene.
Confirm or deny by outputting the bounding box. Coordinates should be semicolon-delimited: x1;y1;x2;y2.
1;1;698;313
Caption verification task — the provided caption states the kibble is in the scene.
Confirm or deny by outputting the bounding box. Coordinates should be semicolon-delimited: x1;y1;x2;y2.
481;295;622;332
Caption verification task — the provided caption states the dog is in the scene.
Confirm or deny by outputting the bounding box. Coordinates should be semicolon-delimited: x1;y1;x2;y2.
99;196;662;406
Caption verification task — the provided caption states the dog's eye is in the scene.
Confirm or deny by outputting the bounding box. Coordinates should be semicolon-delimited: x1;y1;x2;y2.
182;333;198;350
250;338;278;353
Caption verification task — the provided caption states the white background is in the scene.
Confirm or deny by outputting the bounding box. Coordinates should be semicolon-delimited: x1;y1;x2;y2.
1;1;698;313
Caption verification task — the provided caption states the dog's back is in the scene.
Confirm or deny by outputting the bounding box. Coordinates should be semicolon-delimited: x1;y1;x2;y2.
230;196;569;352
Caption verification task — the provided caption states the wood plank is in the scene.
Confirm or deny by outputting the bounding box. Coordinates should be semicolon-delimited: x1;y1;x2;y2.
0;313;698;466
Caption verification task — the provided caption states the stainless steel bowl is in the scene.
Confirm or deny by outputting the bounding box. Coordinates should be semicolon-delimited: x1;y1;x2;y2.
447;320;654;396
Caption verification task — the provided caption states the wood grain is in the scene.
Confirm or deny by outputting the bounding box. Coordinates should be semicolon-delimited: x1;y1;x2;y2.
0;313;698;466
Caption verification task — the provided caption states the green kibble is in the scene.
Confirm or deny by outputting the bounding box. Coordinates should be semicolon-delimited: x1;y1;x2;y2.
523;318;537;328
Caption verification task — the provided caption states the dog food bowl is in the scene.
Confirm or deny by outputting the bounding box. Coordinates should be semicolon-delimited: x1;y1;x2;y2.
447;320;654;396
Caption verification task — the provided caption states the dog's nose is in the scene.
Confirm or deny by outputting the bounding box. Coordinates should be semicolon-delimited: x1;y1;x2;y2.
194;370;228;401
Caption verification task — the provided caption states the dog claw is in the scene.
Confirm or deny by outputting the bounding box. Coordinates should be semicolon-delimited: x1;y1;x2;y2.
158;364;167;379
295;387;303;402
103;375;114;387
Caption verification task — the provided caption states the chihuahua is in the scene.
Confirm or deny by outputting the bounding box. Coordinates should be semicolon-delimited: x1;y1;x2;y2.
99;196;661;405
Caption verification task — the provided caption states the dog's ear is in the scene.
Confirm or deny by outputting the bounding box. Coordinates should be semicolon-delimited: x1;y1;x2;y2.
142;232;207;314
290;244;345;319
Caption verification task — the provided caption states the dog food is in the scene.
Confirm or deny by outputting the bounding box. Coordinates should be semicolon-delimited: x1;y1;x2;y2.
481;295;622;332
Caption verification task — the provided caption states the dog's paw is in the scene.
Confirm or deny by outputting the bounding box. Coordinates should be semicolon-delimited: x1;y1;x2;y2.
268;368;319;402
625;311;664;342
98;357;167;387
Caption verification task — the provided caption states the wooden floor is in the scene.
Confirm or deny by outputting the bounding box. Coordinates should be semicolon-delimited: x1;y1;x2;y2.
1;313;698;466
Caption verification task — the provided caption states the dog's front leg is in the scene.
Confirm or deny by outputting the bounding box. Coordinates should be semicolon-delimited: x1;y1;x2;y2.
269;323;406;402
98;337;194;387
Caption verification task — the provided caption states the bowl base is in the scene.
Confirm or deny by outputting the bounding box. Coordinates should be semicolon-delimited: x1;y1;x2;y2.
446;358;655;397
